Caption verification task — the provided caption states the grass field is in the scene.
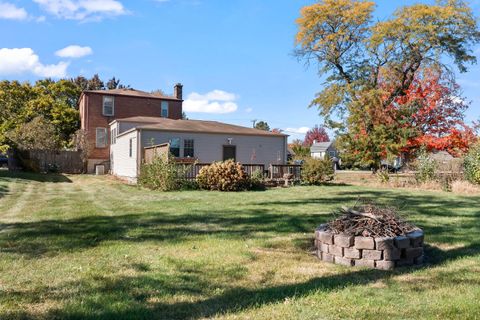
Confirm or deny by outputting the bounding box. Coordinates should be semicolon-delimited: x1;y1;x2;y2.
0;171;479;319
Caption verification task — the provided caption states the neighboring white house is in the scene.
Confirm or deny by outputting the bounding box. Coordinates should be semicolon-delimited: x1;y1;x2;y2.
310;141;337;159
110;116;288;181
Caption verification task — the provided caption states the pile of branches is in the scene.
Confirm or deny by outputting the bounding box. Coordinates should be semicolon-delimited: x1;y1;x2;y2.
327;202;416;237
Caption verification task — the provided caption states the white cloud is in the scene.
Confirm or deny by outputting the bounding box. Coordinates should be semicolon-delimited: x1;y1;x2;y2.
0;2;28;20
184;90;239;114
33;0;126;21
0;48;68;78
284;127;310;135
55;45;93;58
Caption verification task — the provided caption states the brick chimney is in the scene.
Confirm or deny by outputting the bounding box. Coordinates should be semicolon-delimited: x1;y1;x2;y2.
174;83;183;100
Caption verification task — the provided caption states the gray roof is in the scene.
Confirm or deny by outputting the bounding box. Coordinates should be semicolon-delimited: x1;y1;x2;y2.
114;116;288;137
428;150;455;162
310;141;333;153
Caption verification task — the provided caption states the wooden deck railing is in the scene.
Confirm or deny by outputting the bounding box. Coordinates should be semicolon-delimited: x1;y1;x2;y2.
176;163;267;180
269;164;302;180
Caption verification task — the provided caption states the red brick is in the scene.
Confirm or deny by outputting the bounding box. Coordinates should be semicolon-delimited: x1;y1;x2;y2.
80;91;182;162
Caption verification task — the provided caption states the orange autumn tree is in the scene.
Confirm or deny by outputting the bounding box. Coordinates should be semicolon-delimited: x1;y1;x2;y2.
295;0;480;169
387;68;476;157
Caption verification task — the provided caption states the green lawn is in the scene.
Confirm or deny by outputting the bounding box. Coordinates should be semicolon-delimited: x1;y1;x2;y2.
0;171;479;320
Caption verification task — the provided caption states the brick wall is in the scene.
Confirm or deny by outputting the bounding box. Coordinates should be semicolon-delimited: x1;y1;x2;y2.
79;92;183;161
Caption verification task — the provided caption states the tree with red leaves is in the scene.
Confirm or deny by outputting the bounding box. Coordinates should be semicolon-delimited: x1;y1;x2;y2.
304;125;330;146
392;68;476;157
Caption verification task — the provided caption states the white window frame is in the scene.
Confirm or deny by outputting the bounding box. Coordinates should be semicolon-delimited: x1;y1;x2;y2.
103;96;115;116
183;139;194;158
161;101;169;118
96;127;107;148
129;138;135;158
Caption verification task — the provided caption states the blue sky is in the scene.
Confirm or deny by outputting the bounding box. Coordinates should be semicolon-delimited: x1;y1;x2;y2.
1;0;479;141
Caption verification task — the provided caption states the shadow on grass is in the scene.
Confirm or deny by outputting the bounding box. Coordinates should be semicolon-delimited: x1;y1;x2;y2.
0;209;324;257
0;170;72;183
1;188;479;257
1;242;478;320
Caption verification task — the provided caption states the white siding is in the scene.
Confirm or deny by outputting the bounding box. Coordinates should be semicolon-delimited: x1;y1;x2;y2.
140;130;287;167
111;130;138;180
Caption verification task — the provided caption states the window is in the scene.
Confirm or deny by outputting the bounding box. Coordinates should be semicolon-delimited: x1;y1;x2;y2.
329;151;336;157
184;139;194;157
96;128;107;148
129;138;135;158
110;128;117;145
169;138;180;157
103;96;114;116
161;101;169;118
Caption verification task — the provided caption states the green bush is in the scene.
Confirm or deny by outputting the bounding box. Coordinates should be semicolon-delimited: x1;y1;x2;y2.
414;149;437;183
301;157;334;185
249;169;266;191
464;143;480;185
138;155;193;191
196;160;250;191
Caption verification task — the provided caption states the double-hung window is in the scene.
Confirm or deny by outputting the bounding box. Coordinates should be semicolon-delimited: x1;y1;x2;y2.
96;128;107;148
103;96;114;116
169;138;180;157
161;101;169;118
184;139;194;157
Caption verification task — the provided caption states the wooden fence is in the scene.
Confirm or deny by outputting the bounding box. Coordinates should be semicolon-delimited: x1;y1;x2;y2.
144;143;170;164
11;150;84;173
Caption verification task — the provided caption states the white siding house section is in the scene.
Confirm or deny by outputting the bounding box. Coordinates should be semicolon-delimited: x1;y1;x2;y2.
111;130;138;181
140;130;287;167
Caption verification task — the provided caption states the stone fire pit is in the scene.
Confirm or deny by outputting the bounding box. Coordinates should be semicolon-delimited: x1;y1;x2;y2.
314;204;424;270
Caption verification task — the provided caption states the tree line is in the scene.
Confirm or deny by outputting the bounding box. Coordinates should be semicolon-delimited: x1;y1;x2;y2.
0;75;128;153
295;0;480;169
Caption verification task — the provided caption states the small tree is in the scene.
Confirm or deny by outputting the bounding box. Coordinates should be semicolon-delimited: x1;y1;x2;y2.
304;125;329;146
302;157;334;184
255;121;270;131
72;129;93;173
7;116;60;151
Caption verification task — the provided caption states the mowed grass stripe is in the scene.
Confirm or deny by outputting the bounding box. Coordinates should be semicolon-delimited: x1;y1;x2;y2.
0;171;479;320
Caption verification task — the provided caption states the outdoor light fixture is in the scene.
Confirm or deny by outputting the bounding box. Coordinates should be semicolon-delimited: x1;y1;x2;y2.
227;138;233;145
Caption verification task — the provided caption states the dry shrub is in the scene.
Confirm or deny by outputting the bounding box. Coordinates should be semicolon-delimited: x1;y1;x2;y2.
197;160;250;191
451;180;480;194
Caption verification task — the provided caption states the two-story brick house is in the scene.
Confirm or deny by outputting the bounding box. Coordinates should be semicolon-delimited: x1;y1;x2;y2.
79;84;183;172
